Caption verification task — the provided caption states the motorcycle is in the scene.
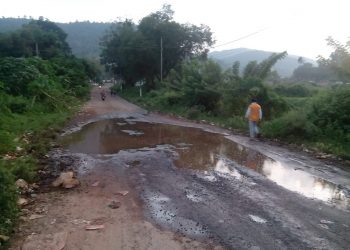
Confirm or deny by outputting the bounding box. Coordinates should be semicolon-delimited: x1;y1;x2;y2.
100;92;106;101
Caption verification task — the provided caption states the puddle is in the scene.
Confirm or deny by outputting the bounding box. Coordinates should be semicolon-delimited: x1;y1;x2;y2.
61;118;349;209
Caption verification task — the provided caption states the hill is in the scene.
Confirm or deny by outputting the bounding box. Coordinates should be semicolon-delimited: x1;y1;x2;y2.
209;48;315;77
57;21;110;58
0;17;110;58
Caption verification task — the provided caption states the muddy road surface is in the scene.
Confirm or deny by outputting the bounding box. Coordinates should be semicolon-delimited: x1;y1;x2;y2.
11;86;350;250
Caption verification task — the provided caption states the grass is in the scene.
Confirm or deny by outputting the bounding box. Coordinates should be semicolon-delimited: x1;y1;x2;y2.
118;87;248;133
0;99;81;242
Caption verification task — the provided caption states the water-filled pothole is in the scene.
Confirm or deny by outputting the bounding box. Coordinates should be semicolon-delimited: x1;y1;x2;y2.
61;118;349;209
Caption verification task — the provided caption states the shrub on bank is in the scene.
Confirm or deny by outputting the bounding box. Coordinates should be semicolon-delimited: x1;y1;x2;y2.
0;57;92;238
309;85;350;139
261;110;318;139
0;164;18;236
262;85;350;158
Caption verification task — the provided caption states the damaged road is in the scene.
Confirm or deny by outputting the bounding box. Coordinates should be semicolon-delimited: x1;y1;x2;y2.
10;86;350;250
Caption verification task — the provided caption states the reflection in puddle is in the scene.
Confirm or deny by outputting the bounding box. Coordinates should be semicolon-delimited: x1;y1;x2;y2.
215;159;242;179
262;159;344;202
121;130;144;136
61;118;349;209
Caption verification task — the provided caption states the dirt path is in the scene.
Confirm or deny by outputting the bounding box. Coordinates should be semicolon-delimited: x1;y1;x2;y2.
10;86;350;250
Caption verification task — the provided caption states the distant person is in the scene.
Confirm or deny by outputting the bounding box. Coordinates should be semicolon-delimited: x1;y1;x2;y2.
245;98;262;138
100;90;106;101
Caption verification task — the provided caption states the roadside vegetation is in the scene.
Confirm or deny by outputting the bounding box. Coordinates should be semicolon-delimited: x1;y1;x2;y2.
0;18;99;243
102;6;349;161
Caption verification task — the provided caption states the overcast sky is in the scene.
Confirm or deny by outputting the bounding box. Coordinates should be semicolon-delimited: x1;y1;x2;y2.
1;0;349;59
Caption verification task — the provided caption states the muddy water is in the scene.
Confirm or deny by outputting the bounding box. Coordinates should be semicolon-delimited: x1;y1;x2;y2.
61;118;348;209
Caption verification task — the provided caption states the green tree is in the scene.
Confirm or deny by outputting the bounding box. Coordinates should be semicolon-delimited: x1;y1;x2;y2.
318;37;350;82
219;52;289;118
234;51;287;80
0;18;71;59
291;62;334;82
231;61;240;80
162;59;221;111
100;5;214;89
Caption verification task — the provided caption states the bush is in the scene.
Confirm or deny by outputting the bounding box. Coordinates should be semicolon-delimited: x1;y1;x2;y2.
8;156;37;182
309;85;350;136
110;84;120;95
7;96;28;114
227;116;246;130
273;84;312;97
0;57;40;96
0;164;18;236
262;110;318;139
147;90;184;107
186;106;203;119
162;90;184;106
284;97;310;109
0;130;15;154
263;91;290;119
188;88;221;112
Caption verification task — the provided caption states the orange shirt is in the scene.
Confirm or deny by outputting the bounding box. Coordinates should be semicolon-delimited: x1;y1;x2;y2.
247;103;262;122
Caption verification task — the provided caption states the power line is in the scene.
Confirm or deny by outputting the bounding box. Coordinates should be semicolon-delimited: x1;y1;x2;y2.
18;28;268;53
212;28;268;48
101;28;268;50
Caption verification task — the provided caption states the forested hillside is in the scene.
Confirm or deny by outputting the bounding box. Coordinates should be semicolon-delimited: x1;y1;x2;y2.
0;17;110;58
209;48;315;77
57;22;110;58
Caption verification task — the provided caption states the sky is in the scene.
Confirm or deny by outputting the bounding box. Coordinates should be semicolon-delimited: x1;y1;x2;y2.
1;0;349;59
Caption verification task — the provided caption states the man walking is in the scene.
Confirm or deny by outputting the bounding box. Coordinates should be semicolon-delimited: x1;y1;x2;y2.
245;98;262;138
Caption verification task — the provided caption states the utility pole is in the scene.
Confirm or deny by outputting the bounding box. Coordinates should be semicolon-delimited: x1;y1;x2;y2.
160;36;163;82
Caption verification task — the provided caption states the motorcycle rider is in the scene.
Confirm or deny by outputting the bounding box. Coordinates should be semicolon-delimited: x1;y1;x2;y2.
100;90;106;101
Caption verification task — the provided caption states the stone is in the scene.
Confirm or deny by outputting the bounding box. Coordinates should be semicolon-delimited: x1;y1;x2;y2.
62;178;80;189
115;190;128;196
85;224;105;230
0;235;9;241
91;181;100;187
18;198;29;206
52;171;80;189
108;200;121;209
29;214;45;220
16;179;29;190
